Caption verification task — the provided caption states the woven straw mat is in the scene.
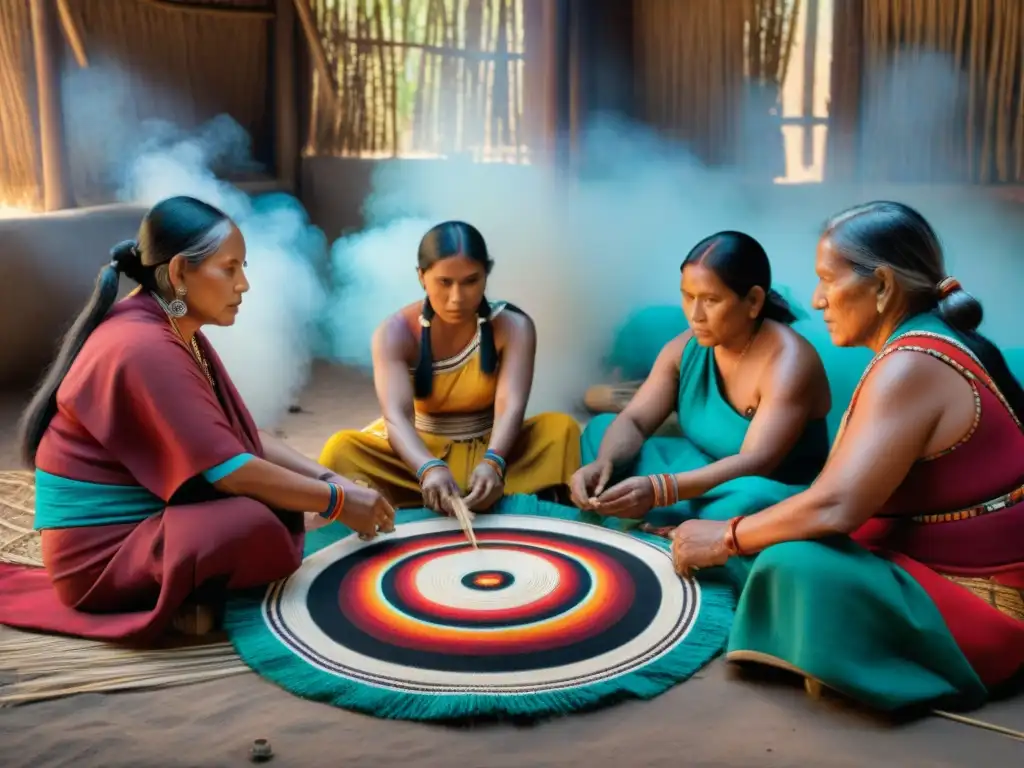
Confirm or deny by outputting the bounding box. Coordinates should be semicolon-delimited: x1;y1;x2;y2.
0;471;41;567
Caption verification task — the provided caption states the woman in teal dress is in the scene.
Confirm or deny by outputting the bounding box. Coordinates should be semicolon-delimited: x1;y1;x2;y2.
671;202;1024;712
570;231;832;562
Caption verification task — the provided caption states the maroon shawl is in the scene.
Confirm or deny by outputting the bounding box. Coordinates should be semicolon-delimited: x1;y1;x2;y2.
0;293;303;642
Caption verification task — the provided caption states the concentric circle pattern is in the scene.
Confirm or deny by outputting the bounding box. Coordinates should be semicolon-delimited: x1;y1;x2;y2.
263;514;700;694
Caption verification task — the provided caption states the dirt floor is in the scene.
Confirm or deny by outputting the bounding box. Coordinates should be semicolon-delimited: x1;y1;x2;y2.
0;363;1021;768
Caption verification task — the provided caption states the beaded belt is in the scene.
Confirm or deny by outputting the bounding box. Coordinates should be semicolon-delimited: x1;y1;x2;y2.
414;410;494;441
911;482;1024;524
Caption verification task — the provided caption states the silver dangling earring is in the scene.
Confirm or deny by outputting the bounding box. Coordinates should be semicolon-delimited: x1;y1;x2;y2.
167;286;188;318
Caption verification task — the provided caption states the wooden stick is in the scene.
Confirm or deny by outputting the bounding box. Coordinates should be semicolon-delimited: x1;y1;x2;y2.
509;0;521;161
330;32;524;60
29;0;73;211
449;495;478;549
273;0;298;191
384;0;399;156
292;0;338;105
932;709;1024;743
136;0;275;18
56;0;88;68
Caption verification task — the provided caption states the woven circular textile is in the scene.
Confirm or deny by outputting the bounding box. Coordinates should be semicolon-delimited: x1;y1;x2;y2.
225;498;732;721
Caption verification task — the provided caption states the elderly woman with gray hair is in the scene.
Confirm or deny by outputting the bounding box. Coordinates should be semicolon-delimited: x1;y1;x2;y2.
670;201;1024;713
0;195;393;643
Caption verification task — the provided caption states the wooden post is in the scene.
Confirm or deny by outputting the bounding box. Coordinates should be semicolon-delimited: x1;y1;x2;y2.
801;0;820;169
553;0;574;172
29;0;73;211
292;0;337;105
275;0;299;192
824;0;864;183
521;0;558;164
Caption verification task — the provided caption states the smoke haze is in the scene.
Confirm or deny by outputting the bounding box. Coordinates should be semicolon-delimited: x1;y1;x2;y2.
324;96;1024;414
114;115;327;429
63;50;1024;426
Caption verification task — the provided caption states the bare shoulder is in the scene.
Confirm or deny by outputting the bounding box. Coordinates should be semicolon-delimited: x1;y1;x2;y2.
492;304;535;348
652;331;693;374
769;322;823;368
394;302;424;333
661;330;694;359
373;308;418;362
759;322;830;409
862;346;960;403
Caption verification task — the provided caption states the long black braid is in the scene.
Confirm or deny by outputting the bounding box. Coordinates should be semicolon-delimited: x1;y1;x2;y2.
414;295;505;400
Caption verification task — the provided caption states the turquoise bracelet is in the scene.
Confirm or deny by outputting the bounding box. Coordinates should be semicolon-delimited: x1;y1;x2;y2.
320;482;338;519
416;458;447;483
483;450;506;473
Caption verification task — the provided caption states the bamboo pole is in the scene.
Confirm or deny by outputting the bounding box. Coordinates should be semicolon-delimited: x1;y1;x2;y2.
355;0;369;153
137;0;275;19
801;0;819;168
373;0;388;154
411;0;434;151
292;0;338;107
55;0;88;68
274;0;299;191
385;0;399;156
29;0;73;211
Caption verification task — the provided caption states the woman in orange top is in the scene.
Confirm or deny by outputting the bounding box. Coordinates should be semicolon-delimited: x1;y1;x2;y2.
319;221;580;514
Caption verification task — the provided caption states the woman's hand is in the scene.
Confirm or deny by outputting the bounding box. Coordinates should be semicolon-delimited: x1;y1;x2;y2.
669;519;730;578
569;459;614;509
420;464;462;515
463;462;505;511
339;484;396;537
593;476;654;519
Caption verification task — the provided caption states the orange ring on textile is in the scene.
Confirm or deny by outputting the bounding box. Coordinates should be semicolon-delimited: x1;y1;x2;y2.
337;531;634;655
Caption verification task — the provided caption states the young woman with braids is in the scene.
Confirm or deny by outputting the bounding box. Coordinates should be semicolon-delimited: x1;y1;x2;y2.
571;231;832;534
672;202;1024;712
319;221;581;514
0;196;394;642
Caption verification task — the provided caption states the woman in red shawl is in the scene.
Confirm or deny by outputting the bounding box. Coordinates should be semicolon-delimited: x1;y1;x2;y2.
0;196;395;643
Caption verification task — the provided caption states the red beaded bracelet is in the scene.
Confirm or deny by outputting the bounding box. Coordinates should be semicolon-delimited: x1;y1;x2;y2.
723;516;746;557
647;473;680;508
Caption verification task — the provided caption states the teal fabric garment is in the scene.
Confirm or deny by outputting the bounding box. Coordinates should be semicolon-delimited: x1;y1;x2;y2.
203;453;255;483
727;537;987;711
33;470;166;530
33;453;256;530
675;337;829;486
581;338;827;586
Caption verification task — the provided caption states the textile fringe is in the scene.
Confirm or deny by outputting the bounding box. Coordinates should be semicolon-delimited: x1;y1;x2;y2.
0;628;249;706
